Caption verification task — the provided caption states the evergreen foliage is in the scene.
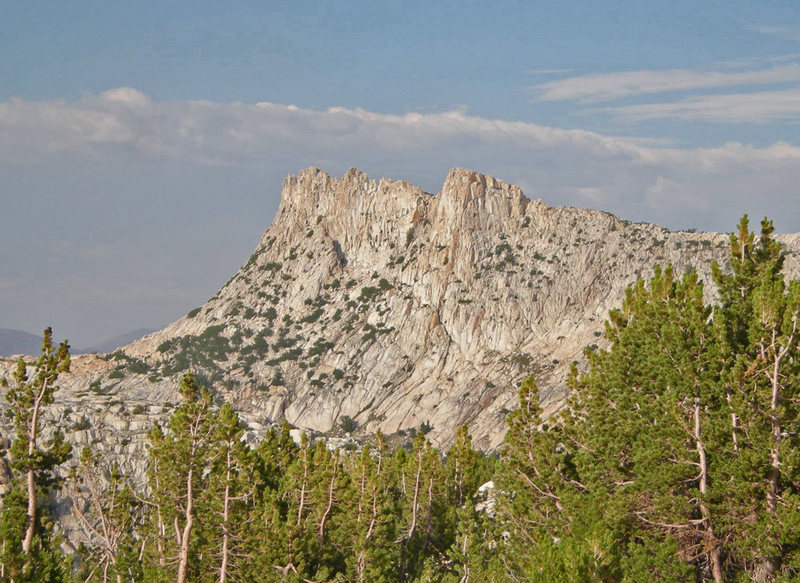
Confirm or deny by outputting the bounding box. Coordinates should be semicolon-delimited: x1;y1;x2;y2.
4;216;800;582
0;328;71;581
493;216;800;582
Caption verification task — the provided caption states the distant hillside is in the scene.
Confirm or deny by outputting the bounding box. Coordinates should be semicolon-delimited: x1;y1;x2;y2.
0;328;42;356
77;328;155;354
0;327;156;357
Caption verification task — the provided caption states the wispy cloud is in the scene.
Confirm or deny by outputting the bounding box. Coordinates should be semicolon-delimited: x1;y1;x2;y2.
597;87;800;122
2;88;800;230
749;23;800;42
523;68;574;75
0;88;653;166
529;64;800;103
713;53;800;69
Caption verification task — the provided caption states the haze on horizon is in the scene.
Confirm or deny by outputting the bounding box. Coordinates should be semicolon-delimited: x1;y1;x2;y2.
3;0;800;347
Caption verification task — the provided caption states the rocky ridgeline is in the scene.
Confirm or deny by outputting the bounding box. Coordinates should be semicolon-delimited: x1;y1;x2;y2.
4;167;800;470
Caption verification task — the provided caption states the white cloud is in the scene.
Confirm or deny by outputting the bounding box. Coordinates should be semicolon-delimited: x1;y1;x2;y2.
2;88;800;233
4;88;800;344
529;64;800;103
96;87;151;107
0;91;650;165
597;87;800;122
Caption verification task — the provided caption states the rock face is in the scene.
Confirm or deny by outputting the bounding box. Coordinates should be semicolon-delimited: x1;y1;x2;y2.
4;166;800;547
5;167;800;458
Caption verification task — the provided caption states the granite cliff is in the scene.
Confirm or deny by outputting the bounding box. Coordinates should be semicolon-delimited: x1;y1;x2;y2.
4;167;800;470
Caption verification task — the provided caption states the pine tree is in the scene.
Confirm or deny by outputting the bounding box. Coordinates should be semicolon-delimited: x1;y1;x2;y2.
143;374;215;583
496;266;733;580
270;432;318;581
395;433;444;582
713;216;800;580
0;327;71;582
240;424;298;582
496;375;597;581
443;426;488;512
307;441;348;581
342;432;398;583
441;426;498;583
572;265;723;580
200;403;254;583
67;447;142;583
493;217;800;581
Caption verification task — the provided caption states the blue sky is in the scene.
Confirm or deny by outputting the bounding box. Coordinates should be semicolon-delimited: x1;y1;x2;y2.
3;1;800;346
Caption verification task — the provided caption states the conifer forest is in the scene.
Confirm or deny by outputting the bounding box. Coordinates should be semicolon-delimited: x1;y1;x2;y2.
4;216;800;582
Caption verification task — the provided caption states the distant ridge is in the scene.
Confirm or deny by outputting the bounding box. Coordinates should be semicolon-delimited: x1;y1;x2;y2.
0;327;156;357
77;328;155;355
0;328;42;356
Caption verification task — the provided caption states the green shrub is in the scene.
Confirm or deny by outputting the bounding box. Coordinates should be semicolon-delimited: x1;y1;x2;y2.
127;359;148;374
359;286;382;302
307;339;334;358
72;417;91;431
339;415;357;433
300;308;324;324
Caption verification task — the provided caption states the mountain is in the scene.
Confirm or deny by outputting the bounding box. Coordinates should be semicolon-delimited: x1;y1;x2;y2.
4;167;800;548
118;168;800;447
0;327;43;356
77;328;156;354
4;167;800;458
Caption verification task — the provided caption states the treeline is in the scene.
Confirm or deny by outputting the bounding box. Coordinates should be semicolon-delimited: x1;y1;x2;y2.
0;350;498;583
3;215;800;582
71;377;497;583
496;217;800;582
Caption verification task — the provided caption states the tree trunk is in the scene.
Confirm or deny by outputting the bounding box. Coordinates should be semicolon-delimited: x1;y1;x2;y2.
759;323;795;581
150;462;167;567
22;468;36;555
22;381;47;555
176;467;194;583
695;399;723;583
296;447;309;528
218;447;232;583
405;449;423;541
726;387;739;452
766;334;787;516
458;531;470;583
357;550;367;583
422;476;434;553
318;459;338;546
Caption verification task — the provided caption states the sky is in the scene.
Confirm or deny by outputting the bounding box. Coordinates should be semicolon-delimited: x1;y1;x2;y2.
3;0;800;347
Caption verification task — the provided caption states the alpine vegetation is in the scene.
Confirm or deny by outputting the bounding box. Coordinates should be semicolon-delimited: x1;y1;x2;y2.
1;216;800;581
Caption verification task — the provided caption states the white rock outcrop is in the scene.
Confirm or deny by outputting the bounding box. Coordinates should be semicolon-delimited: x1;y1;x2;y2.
5;167;800;458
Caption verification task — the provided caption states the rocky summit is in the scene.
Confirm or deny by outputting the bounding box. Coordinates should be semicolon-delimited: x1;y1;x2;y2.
4;167;800;468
